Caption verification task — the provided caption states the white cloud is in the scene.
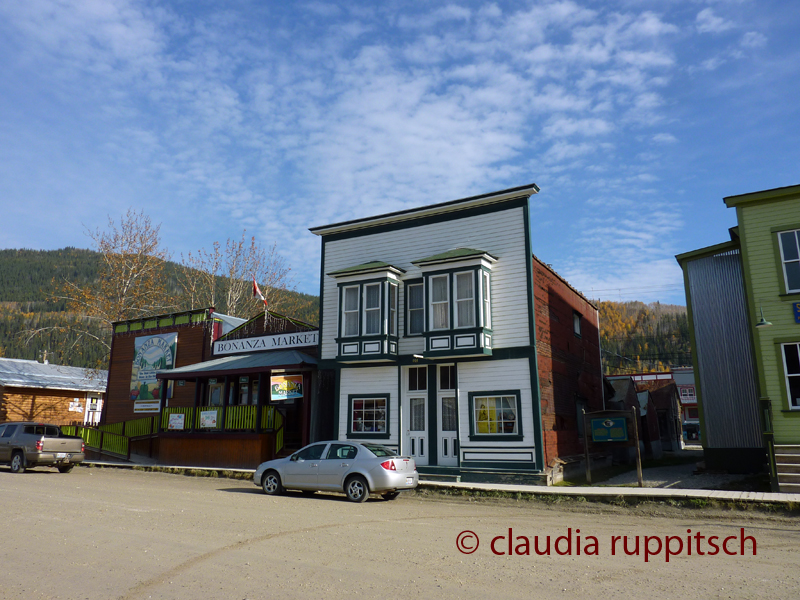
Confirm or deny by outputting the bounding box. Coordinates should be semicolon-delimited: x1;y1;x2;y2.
741;31;767;48
543;116;613;138
696;8;735;34
653;133;677;143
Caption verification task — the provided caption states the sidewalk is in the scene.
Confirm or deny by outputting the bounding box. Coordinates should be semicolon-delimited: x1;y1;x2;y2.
83;459;800;505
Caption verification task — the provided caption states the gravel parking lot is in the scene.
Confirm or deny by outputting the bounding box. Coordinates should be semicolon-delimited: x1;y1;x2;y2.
1;465;798;600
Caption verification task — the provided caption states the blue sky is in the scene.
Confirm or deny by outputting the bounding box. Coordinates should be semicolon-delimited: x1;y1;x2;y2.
1;0;798;304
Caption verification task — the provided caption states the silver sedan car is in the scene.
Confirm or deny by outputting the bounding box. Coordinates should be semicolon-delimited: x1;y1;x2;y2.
253;441;418;502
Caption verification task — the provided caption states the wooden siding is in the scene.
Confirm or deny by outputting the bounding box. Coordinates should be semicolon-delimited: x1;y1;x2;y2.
457;358;534;454
105;323;212;424
338;366;399;444
157;433;277;469
1;387;93;426
532;259;604;466
321;206;530;359
739;195;800;444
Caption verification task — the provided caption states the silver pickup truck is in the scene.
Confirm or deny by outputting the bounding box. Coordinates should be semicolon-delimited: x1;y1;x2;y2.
0;422;85;473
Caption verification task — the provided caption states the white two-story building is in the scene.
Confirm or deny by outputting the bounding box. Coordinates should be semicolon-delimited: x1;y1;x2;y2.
310;184;602;482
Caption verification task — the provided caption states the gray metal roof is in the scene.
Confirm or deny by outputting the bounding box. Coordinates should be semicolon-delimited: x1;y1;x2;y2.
158;350;318;379
0;358;107;393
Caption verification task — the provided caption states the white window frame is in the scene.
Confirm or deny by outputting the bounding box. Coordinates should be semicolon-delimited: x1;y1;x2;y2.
341;285;360;337
363;283;382;336
781;342;800;410
430;274;450;331
482;271;492;329
454;271;476;329
778;229;800;294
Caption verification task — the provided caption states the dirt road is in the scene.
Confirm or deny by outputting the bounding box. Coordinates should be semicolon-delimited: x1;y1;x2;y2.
1;466;797;600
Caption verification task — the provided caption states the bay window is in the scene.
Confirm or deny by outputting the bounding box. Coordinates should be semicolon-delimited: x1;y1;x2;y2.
482;271;491;329
389;283;398;336
343;286;359;336
431;275;449;330
455;272;475;328
364;283;381;335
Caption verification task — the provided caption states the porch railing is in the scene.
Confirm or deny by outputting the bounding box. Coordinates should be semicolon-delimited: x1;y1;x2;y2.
65;403;285;458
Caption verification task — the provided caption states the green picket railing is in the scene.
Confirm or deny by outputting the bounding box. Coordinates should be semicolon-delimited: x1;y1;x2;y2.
100;431;128;456
261;405;276;430
98;422;124;435
124;416;157;438
225;405;256;431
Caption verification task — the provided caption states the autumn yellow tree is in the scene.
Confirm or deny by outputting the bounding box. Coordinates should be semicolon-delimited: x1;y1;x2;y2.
24;209;173;367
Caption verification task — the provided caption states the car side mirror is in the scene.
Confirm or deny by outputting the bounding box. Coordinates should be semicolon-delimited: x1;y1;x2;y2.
290;454;299;462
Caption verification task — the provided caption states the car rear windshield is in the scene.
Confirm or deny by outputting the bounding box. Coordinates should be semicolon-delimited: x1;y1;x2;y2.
361;444;397;458
23;425;61;436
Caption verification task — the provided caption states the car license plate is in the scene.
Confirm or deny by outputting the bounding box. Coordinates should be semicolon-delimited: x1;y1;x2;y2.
56;453;67;459
406;477;413;485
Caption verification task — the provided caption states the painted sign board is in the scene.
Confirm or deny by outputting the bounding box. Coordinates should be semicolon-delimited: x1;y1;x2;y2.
168;413;186;430
134;400;161;413
591;417;628;442
199;410;218;429
130;333;178;402
213;331;319;356
271;374;303;402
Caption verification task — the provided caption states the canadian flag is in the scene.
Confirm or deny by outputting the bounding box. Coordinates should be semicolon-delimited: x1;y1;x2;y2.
252;275;268;308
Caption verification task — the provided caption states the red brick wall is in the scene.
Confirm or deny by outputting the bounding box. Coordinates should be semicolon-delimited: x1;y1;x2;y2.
532;258;602;467
104;323;212;424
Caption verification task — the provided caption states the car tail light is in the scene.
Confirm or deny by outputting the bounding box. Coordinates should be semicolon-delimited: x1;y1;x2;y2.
81;442;85;453
35;440;44;452
380;460;396;471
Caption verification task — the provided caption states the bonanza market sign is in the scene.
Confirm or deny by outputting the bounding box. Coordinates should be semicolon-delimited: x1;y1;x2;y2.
130;333;178;409
271;375;303;402
213;331;318;356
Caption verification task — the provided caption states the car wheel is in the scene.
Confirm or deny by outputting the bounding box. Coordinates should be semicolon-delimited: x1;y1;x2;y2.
10;452;25;474
58;465;74;474
382;491;400;501
345;475;369;503
261;470;283;495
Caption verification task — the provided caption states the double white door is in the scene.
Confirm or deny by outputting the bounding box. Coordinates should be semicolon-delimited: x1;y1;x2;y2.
402;366;458;467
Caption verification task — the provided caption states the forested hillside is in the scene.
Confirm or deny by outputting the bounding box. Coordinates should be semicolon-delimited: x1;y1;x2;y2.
0;248;319;367
598;301;691;375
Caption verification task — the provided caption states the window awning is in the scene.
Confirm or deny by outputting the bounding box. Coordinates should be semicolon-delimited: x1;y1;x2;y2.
156;350;317;380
